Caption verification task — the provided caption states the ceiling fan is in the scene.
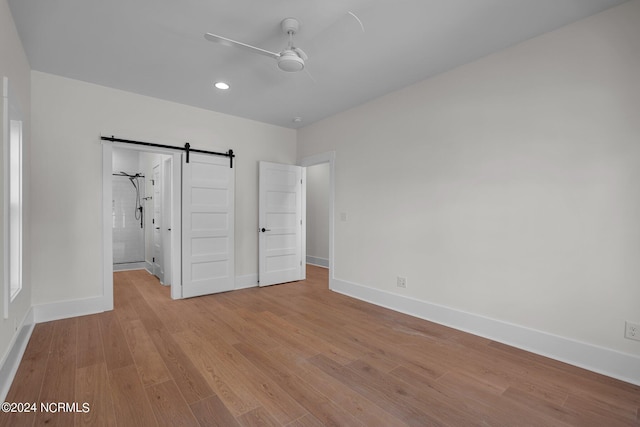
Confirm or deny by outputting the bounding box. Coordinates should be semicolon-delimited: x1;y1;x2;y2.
204;18;309;72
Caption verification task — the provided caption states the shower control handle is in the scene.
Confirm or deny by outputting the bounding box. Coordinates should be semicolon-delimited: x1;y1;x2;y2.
155;227;160;230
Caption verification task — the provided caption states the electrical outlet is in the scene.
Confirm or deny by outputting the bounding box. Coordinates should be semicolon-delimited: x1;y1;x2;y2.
625;321;640;341
397;276;407;288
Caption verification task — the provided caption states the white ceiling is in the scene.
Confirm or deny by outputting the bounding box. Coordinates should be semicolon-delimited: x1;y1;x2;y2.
8;0;628;129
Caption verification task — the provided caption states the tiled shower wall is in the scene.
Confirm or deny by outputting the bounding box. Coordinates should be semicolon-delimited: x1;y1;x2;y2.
113;148;145;265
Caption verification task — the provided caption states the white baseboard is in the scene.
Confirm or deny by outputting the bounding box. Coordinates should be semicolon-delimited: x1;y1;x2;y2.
330;277;640;386
33;296;105;323
31;275;257;324
112;262;147;272
0;307;35;401
306;256;329;268
235;274;258;290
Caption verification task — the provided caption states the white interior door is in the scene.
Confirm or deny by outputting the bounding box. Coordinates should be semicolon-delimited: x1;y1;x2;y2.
152;163;164;283
182;153;235;298
259;161;305;287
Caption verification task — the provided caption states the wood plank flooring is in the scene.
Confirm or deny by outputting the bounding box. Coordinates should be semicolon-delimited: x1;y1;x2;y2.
2;265;639;426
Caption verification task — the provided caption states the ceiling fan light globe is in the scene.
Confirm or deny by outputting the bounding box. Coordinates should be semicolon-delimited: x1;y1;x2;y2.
277;54;304;72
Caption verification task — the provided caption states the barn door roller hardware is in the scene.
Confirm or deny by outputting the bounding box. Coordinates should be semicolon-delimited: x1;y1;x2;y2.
101;135;235;167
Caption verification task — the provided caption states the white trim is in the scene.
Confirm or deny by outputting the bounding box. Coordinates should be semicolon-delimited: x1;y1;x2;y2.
301;167;307;281
235;274;258;290
331;277;640;386
102;143;114;310
299;151;335;282
0;306;34;401
32;296;105;323
112;262;147;272
3;76;9;319
306;256;329;268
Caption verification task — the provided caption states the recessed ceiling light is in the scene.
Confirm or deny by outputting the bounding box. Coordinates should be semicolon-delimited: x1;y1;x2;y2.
293;117;303;123
214;81;230;90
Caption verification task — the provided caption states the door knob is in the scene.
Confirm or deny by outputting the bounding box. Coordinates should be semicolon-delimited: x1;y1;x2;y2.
261;228;271;232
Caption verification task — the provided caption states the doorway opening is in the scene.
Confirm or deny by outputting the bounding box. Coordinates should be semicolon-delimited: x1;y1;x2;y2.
111;146;174;291
305;163;330;269
112;147;148;272
300;151;335;289
102;143;182;310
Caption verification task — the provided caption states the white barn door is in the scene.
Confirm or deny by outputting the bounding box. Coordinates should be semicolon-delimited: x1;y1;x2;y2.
259;162;305;287
182;153;235;298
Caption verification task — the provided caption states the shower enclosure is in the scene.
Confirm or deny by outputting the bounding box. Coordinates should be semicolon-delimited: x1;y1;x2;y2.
112;171;146;270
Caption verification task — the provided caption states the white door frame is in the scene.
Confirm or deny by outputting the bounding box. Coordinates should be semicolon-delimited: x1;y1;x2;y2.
299;151;335;290
102;143;182;310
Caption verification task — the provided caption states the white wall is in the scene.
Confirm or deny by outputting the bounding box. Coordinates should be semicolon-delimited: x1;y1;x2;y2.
0;0;32;389
306;163;329;266
113;146;141;174
298;0;640;361
30;71;296;305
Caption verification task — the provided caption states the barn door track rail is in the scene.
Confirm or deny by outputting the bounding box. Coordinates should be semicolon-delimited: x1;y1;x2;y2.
101;135;235;167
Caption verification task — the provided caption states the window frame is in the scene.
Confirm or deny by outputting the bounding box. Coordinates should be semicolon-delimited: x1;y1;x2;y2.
3;76;23;319
8;117;23;302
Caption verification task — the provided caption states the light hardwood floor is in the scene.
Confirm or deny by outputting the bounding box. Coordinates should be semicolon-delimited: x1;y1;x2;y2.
2;265;639;426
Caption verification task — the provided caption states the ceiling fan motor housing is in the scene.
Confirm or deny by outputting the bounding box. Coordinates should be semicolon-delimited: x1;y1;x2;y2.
278;50;304;72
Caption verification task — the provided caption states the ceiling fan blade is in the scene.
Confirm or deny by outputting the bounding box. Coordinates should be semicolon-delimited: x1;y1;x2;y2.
347;11;365;33
304;67;317;84
204;33;280;59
